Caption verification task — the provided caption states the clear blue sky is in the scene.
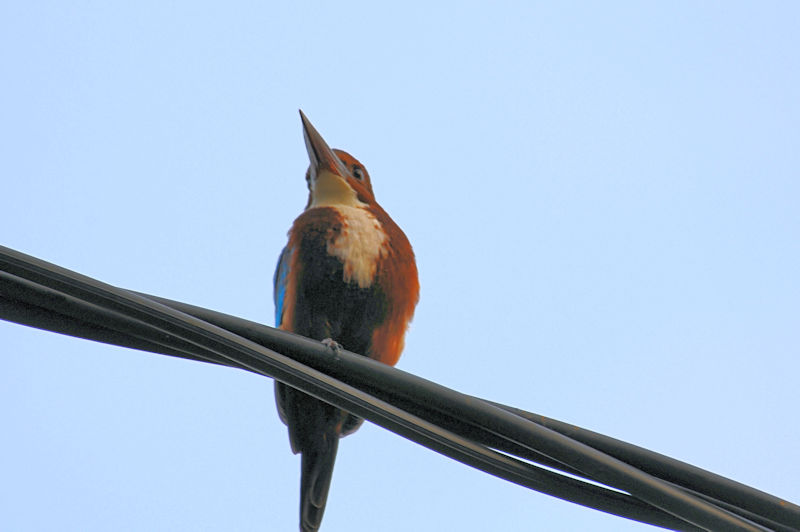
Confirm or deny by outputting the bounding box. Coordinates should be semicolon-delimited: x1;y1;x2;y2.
2;2;798;531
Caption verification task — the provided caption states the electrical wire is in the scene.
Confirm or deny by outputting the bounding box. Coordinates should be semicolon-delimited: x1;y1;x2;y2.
2;244;797;531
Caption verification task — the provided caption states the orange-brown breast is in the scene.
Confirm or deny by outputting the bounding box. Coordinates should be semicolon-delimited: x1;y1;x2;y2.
366;203;419;366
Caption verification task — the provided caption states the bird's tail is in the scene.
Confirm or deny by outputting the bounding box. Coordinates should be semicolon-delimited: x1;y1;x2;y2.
299;432;340;532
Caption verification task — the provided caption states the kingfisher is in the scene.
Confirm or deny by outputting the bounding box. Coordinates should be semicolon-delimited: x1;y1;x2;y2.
273;111;419;531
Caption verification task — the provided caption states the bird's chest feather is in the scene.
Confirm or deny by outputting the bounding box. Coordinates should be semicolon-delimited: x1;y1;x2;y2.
296;205;388;289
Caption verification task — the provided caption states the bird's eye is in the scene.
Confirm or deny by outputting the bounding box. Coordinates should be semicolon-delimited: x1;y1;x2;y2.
352;165;364;180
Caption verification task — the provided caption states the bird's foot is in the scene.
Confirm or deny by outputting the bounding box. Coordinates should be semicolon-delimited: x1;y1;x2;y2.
321;338;343;357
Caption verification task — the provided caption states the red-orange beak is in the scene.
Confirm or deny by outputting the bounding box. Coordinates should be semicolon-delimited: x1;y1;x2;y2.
299;110;348;181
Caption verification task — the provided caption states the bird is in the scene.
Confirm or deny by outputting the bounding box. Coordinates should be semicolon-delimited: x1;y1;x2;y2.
273;110;419;531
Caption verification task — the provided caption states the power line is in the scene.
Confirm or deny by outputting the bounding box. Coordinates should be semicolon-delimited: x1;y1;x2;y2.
1;244;797;531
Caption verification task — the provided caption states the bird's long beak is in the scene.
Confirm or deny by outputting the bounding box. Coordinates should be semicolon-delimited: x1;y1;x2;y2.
300;110;348;180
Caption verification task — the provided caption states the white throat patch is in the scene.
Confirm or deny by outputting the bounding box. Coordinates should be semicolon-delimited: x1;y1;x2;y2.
309;170;364;208
327;205;387;288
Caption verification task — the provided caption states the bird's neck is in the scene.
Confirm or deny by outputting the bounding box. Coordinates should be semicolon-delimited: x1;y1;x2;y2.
308;170;363;208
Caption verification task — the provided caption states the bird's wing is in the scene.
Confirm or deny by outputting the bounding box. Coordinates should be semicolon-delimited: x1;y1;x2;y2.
273;245;292;328
273;245;293;429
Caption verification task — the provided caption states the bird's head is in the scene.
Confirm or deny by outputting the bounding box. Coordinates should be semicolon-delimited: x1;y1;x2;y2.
299;110;376;209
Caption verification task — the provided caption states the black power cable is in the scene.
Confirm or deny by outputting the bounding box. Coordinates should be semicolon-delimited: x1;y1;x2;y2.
2;245;798;531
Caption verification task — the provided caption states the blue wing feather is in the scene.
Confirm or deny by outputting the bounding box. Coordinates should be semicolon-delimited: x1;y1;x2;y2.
273;245;292;327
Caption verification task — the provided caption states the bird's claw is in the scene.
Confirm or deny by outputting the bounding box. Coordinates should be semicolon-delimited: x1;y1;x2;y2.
321;338;343;357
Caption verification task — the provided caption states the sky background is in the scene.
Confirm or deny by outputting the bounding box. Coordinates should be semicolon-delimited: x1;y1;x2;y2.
1;2;799;531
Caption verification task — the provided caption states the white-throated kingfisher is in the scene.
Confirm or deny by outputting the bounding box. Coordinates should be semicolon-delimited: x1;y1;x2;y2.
273;111;419;531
